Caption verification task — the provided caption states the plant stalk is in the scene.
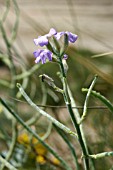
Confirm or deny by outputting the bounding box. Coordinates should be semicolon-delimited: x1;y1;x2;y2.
59;58;89;170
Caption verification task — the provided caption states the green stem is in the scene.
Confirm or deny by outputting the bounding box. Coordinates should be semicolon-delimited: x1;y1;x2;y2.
41;122;52;140
79;76;98;124
88;151;113;159
17;83;77;137
67;104;89;170
0;6;18;169
1;0;10;23
10;0;20;45
0;98;72;170
0;119;17;170
0;156;17;170
82;89;113;113
68;86;95;170
59;58;89;170
14;64;41;80
53;123;80;170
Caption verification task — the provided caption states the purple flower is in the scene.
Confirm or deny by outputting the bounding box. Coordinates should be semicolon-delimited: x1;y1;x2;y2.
63;54;68;60
34;36;48;47
33;28;78;47
66;32;78;43
33;49;52;64
55;31;78;43
34;28;57;47
48;28;57;37
55;31;65;40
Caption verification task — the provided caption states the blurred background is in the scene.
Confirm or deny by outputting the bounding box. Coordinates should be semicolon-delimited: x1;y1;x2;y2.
1;0;113;53
0;0;113;169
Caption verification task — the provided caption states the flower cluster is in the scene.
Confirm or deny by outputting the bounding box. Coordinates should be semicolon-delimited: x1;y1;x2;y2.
18;132;60;165
34;28;57;47
33;28;78;64
33;49;52;64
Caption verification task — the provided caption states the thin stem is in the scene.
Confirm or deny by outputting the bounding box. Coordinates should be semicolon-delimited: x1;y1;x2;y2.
0;80;12;88
68;87;98;167
10;0;20;45
17;83;77;137
5;97;109;109
0;11;16;91
53;123;80;170
16;76;29;99
82;89;113;113
26;114;41;126
66;104;89;170
0;98;72;170
79;75;98;124
0;119;17;170
67;85;80;122
0;156;17;170
67;84;89;152
88;151;113;159
0;4;18;169
14;64;41;80
1;0;10;23
59;58;89;170
41;122;52;140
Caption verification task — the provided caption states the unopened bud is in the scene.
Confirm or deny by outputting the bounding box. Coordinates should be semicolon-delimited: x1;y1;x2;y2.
39;74;54;87
62;58;68;75
60;33;69;57
39;74;63;94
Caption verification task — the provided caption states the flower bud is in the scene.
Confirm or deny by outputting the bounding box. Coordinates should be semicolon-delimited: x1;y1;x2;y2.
39;74;63;94
62;58;68;75
39;74;54;87
60;33;69;57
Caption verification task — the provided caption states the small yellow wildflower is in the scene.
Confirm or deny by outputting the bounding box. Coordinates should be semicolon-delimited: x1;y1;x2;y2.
32;137;47;156
34;143;47;155
36;155;46;164
18;132;30;146
18;132;48;164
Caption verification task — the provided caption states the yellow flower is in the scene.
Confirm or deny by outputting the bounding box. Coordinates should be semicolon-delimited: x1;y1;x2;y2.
18;133;47;160
36;155;46;164
18;132;30;146
32;137;47;156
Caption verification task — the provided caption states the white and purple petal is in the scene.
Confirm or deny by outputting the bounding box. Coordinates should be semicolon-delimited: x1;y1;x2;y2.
33;49;52;64
33;49;43;58
40;52;46;64
63;54;68;60
55;31;65;40
46;50;52;61
34;36;48;46
47;28;57;37
66;32;78;43
35;56;41;63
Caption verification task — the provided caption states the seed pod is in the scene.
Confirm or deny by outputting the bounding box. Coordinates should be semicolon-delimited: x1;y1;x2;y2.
39;74;54;86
